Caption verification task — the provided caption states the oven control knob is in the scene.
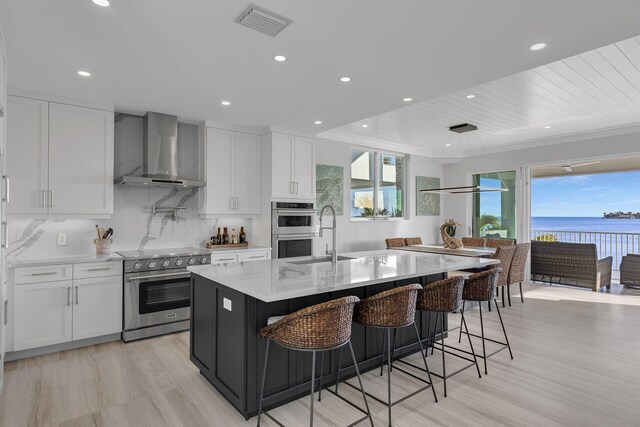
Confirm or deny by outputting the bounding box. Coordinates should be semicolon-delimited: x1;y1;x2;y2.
187;257;195;265
161;259;170;268
175;258;183;267
147;260;156;269
200;256;209;264
132;262;142;270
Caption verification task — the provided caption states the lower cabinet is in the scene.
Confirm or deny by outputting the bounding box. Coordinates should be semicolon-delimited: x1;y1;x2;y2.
12;263;122;352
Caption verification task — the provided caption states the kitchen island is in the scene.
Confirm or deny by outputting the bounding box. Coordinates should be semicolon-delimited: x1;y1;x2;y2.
187;249;497;419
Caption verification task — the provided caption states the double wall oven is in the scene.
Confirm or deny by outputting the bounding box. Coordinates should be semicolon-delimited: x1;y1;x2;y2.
271;202;316;258
117;248;211;342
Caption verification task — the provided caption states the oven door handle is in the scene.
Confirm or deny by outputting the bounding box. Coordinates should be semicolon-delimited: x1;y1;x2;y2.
273;209;316;215
273;234;316;240
125;271;191;282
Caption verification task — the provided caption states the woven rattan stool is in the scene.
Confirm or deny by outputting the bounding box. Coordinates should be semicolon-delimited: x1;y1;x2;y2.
257;296;373;427
457;268;513;375
395;276;481;397
338;284;437;427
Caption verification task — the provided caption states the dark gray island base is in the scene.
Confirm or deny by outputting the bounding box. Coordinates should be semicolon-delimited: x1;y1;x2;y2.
190;273;448;420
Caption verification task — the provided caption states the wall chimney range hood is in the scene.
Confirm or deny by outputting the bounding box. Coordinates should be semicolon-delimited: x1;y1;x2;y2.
115;112;205;188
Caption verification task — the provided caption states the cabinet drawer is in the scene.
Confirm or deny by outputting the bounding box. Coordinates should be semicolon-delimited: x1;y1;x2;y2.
74;261;122;279
241;251;270;262
15;264;73;285
210;253;239;265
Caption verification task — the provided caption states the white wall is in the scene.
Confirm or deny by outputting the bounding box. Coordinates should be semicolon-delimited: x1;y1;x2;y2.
315;138;444;253
442;130;640;239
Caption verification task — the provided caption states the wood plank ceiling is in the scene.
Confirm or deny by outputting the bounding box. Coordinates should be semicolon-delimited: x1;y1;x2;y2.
322;35;640;158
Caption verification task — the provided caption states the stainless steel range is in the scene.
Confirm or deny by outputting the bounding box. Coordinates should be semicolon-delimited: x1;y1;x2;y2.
117;247;211;342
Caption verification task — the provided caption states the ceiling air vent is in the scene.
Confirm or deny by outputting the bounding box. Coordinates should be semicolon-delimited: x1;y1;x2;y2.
235;4;292;37
449;123;478;134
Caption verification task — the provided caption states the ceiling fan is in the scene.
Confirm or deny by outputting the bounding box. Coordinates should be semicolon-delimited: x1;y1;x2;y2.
561;161;601;173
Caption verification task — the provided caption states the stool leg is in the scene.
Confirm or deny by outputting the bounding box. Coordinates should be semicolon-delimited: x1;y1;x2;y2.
494;298;514;359
380;329;387;376
310;350;316;427
440;312;447;397
458;301;465;344
431;314;439;355
348;340;374;427
386;327;392;427
461;308;481;378
488;300;492;312
426;311;433;350
519;282;524;303
507;285;512;307
390;328;397;372
257;339;270;427
501;286;506;307
413;322;438;403
479;302;488;375
334;346;343;395
318;351;324;402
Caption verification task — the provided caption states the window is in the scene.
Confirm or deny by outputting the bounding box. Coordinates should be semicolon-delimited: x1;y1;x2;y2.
472;170;516;239
350;149;404;219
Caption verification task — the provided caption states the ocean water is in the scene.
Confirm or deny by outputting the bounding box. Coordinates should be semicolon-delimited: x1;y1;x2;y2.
531;217;640;233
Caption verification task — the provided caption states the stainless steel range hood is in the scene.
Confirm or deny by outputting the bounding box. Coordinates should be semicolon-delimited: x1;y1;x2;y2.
115;112;205;187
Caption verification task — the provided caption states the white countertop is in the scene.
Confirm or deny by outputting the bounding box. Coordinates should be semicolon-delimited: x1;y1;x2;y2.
206;245;271;254
7;253;123;268
187;249;498;302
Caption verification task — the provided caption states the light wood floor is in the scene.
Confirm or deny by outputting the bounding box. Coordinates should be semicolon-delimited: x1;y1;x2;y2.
2;282;640;427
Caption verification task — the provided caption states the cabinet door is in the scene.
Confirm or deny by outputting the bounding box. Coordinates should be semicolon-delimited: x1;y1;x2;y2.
271;133;294;199
202;128;235;214
293;136;315;199
72;276;122;340
6;96;49;214
13;280;73;351
48;103;114;214
234;132;261;214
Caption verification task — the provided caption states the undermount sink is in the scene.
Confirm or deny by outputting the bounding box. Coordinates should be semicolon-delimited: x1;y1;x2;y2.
288;256;355;265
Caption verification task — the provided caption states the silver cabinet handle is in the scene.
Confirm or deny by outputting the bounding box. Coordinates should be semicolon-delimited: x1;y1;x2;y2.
2;175;9;203
31;272;57;276
49;190;54;208
67;287;71;306
216;258;235;261
296;181;299;194
247;255;265;259
290;181;295;194
1;221;8;249
75;286;79;305
87;267;111;272
42;190;47;208
236;197;239;210
3;300;7;326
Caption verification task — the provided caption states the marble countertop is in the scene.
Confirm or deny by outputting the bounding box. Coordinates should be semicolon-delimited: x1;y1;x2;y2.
205;245;271;254
7;253;123;268
188;249;498;302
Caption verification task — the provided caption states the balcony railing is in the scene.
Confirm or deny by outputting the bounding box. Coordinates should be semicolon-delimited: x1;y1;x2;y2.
530;229;640;271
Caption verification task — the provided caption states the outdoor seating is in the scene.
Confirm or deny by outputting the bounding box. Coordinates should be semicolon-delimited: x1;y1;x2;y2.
530;241;612;292
620;254;640;288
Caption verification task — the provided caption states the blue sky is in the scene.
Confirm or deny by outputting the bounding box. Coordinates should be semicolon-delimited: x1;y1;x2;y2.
531;171;640;217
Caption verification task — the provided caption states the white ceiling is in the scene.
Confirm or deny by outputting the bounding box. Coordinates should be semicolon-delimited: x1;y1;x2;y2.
323;34;640;157
2;1;640;136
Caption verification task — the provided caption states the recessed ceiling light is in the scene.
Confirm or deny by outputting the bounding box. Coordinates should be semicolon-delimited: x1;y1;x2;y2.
273;55;287;62
544;125;551;129
221;100;231;106
77;70;91;77
314;120;322;125
361;124;368;128
92;0;110;6
466;94;475;99
340;76;351;82
530;42;547;51
402;97;413;102
446;143;452;147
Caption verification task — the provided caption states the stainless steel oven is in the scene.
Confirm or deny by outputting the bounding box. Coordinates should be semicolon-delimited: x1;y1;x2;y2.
118;248;211;342
271;202;316;258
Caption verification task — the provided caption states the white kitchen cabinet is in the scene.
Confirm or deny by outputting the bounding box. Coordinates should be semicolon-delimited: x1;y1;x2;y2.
6;95;114;216
200;127;261;216
271;132;315;200
13;280;73;351
5;96;49;214
72;276;122;340
240;250;271;261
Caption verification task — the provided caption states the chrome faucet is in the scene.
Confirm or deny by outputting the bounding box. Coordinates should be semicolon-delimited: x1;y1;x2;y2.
319;204;337;263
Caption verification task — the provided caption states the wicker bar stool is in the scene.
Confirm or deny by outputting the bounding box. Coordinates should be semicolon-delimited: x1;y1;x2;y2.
506;243;531;304
385;237;406;248
457;268;513;375
461;237;486;247
404;237;422;245
338;284;437;427
395;276;481;397
257;296;373;427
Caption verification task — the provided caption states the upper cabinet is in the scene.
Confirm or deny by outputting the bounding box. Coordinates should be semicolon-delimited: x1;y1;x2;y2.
199;126;261;216
6;95;114;216
270;132;315;200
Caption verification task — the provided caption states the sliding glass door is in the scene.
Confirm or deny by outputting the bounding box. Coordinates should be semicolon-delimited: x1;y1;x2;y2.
472;170;517;239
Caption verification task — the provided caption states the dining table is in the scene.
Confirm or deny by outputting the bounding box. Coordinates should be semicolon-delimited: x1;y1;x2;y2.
393;244;496;258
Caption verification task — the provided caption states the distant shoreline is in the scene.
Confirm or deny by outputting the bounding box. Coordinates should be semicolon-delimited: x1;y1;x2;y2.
603;212;640;219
